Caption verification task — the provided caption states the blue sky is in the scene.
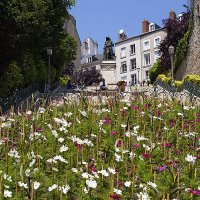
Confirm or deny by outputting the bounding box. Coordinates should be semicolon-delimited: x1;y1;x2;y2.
70;0;189;53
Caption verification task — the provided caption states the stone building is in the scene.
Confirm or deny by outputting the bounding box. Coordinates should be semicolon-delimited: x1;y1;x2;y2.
64;14;81;70
176;0;200;79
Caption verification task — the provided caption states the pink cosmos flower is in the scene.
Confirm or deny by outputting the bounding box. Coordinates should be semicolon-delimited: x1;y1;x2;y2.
111;131;118;135
189;189;200;195
133;144;141;148
104;117;111;125
163;143;172;148
110;194;120;200
117;140;123;147
76;143;82;151
157;166;167;172
142;153;150;159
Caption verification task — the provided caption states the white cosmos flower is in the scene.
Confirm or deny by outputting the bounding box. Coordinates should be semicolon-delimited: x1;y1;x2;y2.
60;184;70;194
71;168;78;173
18;181;28;189
83;187;89;194
33;181;40;190
157;103;162;108
48;184;57;192
25;169;31;177
115;153;123;162
98;170;109;177
185;154;197;164
137;136;149;141
4;190;12;198
183;106;189;110
137;192;150;200
3;174;12;182
147;181;157;188
114;188;122;195
108;167;116;174
59;145;68;153
79;110;87;117
124;181;131;187
121;124;127;128
82;173;89;179
86;180;97;188
52;130;58;138
58;137;64;143
26;111;32;115
8;149;20;159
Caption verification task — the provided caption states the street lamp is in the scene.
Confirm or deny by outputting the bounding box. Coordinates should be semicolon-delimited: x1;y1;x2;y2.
47;48;52;92
137;67;140;86
168;45;175;85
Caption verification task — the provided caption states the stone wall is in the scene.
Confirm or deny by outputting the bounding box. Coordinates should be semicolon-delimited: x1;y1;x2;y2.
176;0;200;79
64;15;81;70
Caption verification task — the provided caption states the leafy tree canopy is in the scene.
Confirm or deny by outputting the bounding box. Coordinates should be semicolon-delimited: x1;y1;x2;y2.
0;0;76;96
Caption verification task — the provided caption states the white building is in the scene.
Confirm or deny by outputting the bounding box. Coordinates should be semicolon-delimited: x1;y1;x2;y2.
81;37;99;64
115;20;166;84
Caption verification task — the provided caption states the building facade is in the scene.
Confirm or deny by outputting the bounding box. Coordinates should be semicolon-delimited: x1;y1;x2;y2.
115;21;166;84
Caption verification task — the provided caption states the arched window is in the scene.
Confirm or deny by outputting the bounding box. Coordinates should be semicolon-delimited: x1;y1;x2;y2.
197;5;200;14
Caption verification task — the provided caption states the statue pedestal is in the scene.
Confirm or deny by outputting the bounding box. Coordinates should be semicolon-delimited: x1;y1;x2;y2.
101;60;116;87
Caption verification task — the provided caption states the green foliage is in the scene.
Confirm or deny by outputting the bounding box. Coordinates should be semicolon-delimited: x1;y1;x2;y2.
149;60;162;83
0;0;77;96
156;74;200;89
0;61;23;97
183;74;200;85
174;80;183;88
174;31;190;68
59;75;70;86
157;74;172;84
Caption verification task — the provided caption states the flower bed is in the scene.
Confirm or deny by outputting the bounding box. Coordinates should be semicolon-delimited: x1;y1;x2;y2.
0;93;199;199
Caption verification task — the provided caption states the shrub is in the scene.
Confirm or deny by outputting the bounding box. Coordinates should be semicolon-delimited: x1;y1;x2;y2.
59;75;70;86
174;80;183;88
157;74;172;84
183;74;200;85
149;60;162;83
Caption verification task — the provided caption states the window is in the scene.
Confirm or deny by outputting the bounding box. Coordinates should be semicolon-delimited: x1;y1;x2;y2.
154;50;160;62
130;58;137;71
120;61;127;73
143;40;150;51
120;47;126;58
121;76;127;81
130;44;135;55
144;53;151;66
131;74;137;84
149;24;155;32
145;70;149;80
87;57;92;63
154;37;161;47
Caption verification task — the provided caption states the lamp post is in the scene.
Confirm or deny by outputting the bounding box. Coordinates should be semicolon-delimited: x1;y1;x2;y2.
47;48;52;92
168;45;175;85
137;67;140;87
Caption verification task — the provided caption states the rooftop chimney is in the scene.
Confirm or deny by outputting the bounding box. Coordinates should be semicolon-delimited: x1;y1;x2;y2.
142;19;150;33
169;10;176;20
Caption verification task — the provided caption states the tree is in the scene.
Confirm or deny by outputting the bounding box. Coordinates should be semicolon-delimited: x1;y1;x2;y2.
0;62;23;97
73;67;102;86
0;0;77;96
159;9;190;72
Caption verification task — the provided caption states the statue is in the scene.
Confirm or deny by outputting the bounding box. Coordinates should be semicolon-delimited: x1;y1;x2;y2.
103;37;115;60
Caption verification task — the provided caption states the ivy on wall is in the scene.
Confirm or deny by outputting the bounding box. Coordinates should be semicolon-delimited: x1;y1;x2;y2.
174;31;190;70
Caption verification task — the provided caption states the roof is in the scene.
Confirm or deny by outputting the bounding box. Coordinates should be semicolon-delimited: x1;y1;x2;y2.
115;27;166;45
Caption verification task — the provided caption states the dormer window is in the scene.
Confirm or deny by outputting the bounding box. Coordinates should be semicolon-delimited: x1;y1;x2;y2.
149;23;155;32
